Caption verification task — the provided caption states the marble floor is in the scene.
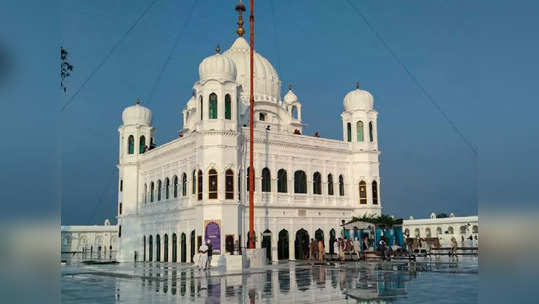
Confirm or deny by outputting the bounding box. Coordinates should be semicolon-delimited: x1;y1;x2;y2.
61;255;478;303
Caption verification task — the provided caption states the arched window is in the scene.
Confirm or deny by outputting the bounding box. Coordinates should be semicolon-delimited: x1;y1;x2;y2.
173;176;178;198
199;96;203;120
150;182;155;202
209;93;217;119
327;174;334;195
197;170;203;200
359;180;367;204
414;228;420;238
346;123;352;142
313;172;322;194
372;181;378;204
262;168;271;192
182;173;187;196
277;169;287;193
448;226;454;234
472;225;478;233
369;121;374;142
247;167;255;191
294;170;307;194
165;178;170;199
157;180;162;201
139;135;146;153
225;169;234;199
356;121;364;142
292;106;298;119
144;183;147;203
426;228;432;238
208;169;217;199
225;94;232;120
192;170;196;194
128;135;134;154
436;227;442;235
339;175;344;196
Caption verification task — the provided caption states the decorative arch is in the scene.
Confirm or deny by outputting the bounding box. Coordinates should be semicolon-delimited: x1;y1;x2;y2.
372;181;378;204
425;228;432;238
339;175;344;196
208;169;218;199
327;174;334;195
128;135;134;154
157;180;162;201
436;227;442;235
291;105;298;120
225;94;232;120
448;226;454;234
139;135;146;153
182;173;187;196
261;168;271;192
225;169;234;199
369;121;374;142
173;175;178;198
197;170;203;200
277;169;287;193
209;93;217;119
150;182;155;202
356;121;364;142
165;177;170;199
192;170;196;194
313;172;321;194
278;229;289;260
346;123;352;142
359;180;367;204
294;170;307;194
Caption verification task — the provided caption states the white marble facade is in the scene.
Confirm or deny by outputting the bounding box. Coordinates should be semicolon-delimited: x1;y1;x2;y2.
61;219;118;254
116;35;382;263
403;213;479;247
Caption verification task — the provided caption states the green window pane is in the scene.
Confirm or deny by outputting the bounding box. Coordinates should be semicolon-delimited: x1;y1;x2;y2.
225;94;231;120
209;93;217;119
356;121;364;142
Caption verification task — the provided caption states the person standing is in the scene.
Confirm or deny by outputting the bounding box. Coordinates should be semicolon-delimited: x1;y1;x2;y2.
206;240;213;269
198;241;208;270
318;240;325;262
353;238;361;260
334;238;340;261
310;239;317;262
339;239;346;261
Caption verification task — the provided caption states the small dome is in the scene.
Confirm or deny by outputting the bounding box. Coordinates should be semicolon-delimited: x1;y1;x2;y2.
122;101;152;126
199;49;237;82
283;86;298;104
343;83;374;111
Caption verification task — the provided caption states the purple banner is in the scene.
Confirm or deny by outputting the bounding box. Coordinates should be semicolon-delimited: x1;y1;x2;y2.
205;221;221;251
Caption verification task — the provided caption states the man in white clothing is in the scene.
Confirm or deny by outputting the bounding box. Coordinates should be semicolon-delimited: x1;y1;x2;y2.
198;242;208;270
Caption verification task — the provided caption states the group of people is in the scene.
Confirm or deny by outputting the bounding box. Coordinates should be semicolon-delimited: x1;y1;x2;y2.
308;239;325;262
197;240;213;270
333;236;370;261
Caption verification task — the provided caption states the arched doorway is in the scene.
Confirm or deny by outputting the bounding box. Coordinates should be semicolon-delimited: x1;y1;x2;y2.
172;233;177;263
278;229;289;260
262;229;272;262
295;229;310;260
315;229;324;243
181;233;187;263
164;234;169;262
329;229;336;254
190;230;195;263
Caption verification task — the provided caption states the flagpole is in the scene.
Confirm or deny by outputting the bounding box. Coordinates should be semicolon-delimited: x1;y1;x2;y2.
248;0;255;249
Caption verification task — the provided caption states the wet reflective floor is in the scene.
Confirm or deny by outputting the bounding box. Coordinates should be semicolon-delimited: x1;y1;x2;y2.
61;255;478;303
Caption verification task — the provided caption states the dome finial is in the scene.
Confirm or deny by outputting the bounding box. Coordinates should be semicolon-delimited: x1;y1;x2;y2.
235;1;246;37
136;97;141;105
355;81;359;89
288;84;292;91
216;44;221;54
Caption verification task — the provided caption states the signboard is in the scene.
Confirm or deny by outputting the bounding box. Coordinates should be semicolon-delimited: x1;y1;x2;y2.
204;220;221;252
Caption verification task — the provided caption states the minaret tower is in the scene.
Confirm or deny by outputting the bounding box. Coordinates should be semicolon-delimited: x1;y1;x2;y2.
341;82;382;216
117;98;154;262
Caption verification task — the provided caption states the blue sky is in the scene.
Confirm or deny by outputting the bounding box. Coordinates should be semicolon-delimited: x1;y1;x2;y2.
4;0;538;225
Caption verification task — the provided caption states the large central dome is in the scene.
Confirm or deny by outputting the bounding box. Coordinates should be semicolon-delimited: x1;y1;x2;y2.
223;37;281;103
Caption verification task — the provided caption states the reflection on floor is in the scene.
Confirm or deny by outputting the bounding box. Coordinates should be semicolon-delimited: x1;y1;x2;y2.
61;254;478;303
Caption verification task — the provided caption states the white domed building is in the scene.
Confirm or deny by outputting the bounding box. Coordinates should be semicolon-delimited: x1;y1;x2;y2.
116;17;382;264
